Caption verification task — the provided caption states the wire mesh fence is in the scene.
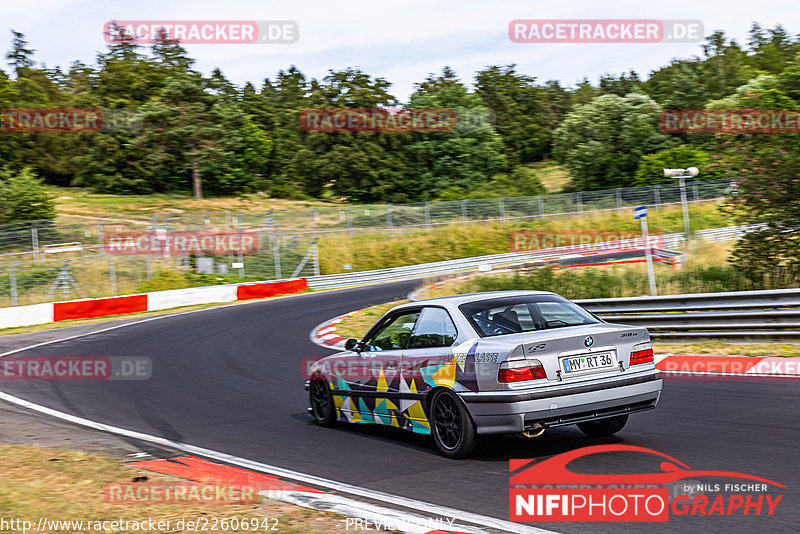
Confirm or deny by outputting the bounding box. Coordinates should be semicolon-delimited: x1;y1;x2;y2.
0;178;733;306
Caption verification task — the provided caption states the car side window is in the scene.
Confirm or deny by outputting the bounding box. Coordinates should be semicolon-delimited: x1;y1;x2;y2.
364;311;420;351
407;307;458;349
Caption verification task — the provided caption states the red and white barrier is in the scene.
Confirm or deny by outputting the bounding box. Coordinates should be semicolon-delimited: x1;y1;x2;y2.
0;279;308;330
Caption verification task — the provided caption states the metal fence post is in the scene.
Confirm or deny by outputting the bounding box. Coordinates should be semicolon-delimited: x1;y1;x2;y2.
96;216;105;256
312;240;320;277
538;195;545;218
236;211;245;278
424;202;431;229
31;227;40;264
461;199;468;221
386;204;392;230
616;188;622;209
693;181;700;201
347;206;353;236
576;191;583;214
498;197;505;220
654;185;661;209
679;176;691;238
273;235;282;279
10;261;19;306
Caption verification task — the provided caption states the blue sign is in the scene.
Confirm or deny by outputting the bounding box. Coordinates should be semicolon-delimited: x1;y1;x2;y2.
633;206;648;219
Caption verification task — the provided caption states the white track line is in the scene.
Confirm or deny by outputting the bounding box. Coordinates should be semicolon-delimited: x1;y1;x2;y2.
0;297;556;534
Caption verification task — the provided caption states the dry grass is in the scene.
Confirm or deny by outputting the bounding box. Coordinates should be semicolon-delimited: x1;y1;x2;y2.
0;444;350;533
316;201;732;274
528;161;571;192
50;187;339;220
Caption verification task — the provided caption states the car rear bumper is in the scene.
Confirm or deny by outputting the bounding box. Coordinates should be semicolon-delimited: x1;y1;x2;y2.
459;368;662;435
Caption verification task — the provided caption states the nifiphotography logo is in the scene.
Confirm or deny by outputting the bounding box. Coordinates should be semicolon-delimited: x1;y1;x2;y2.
509;445;785;522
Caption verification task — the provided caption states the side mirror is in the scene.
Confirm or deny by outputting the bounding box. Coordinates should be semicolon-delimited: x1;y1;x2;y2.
345;339;360;351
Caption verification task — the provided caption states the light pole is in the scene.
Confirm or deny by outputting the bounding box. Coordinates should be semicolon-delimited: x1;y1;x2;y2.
663;167;699;239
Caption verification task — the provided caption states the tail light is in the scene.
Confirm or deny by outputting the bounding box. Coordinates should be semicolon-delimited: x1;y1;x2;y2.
630;342;654;365
498;358;546;382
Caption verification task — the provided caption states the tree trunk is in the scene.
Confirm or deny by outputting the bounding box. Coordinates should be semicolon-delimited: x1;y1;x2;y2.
192;160;202;200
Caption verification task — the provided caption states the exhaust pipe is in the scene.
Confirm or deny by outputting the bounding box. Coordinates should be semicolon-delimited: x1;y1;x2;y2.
522;422;546;438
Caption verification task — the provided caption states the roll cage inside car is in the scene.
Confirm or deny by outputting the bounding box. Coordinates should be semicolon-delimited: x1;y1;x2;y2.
459;295;602;338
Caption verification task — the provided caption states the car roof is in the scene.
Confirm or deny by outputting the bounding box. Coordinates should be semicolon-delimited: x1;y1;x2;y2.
399;290;559;308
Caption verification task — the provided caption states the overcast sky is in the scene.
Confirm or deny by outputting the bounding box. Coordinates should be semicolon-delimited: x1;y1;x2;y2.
3;0;798;101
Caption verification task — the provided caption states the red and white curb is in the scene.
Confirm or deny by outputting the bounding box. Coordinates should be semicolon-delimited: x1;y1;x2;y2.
310;311;358;350
129;456;481;534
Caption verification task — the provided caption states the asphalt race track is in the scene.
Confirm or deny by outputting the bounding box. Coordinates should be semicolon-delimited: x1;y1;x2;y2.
1;280;798;533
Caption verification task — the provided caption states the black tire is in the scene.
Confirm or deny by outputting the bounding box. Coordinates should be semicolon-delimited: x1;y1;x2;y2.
577;414;628;437
430;390;478;459
308;377;336;426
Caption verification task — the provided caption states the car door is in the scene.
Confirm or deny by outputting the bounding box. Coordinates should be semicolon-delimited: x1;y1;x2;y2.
339;309;420;423
399;306;459;432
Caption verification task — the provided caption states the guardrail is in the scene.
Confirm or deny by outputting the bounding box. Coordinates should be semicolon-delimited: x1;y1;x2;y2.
575;288;800;341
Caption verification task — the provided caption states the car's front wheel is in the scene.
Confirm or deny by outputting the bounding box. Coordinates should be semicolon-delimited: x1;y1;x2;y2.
577;414;628;437
430;390;478;459
308;377;336;426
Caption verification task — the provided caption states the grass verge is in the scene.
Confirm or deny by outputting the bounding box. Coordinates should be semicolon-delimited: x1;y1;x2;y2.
317;201;733;274
49;186;337;219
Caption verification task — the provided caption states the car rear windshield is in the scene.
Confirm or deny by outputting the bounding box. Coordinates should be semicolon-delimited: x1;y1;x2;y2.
459;295;600;337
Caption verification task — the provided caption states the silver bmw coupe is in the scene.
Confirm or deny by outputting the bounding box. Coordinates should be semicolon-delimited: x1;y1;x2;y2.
306;291;662;458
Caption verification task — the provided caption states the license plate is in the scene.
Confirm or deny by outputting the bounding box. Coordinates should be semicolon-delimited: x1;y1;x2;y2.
561;351;616;373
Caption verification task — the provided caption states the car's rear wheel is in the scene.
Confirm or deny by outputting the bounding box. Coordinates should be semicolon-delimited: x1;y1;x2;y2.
430;390;478;459
309;377;336;426
577;414;628;437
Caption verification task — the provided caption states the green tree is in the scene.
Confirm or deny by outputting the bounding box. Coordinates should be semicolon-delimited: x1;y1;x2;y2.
553;93;671;190
5;30;35;78
402;68;507;200
475;65;549;164
133;74;266;199
598;70;642;97
300;67;407;201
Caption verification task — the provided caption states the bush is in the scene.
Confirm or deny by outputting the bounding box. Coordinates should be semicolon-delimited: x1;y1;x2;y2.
463;264;764;299
633;146;724;186
0;167;56;223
